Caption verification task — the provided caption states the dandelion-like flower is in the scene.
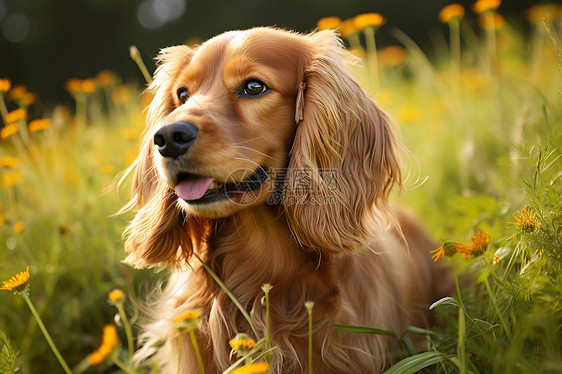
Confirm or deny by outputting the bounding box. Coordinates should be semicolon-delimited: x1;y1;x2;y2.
13;222;25;234
430;241;463;262
0;156;20;168
1;124;18;140
66;78;96;94
430;231;490;261
4;170;24;186
507;208;540;234
8;86;27;101
28;119;51;133
1;266;30;292
232;361;269;374
354;13;386;30
5;108;26;124
439;4;465;23
108;289;124;302
317;17;342;31
467;230;491;257
175;310;202;323
0;79;11;93
88;324;118;365
339;18;359;39
473;0;501;14
229;333;256;352
478;12;505;30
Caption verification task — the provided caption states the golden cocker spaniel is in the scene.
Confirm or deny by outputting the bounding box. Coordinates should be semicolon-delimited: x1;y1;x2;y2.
123;27;450;373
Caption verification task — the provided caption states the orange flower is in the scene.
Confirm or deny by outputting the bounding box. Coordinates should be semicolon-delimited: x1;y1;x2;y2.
4;170;24;186
467;230;491;257
0;156;20;168
0;79;11;93
232;361;269;374
28;119;51;133
108;289;124;302
354;13;386;29
340;18;359;38
13;221;25;234
317;16;342;31
1;266;30;291
8;85;27;101
439;4;465;23
473;0;501;14
478;12;505;30
378;46;406;68
5;108;26;123
88;325;118;365
507;207;540;238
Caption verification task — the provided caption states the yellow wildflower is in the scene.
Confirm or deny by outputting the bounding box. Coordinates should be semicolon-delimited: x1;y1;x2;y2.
66;78;96;94
430;241;464;262
96;70;117;87
340;18;359;39
112;85;131;106
493;254;500;264
431;231;490;261
88;324;118;365
21;92;36;105
13;221;25;234
507;208;540;235
478;12;505;30
525;4;562;24
232;361;269;374
354;13;386;29
317;16;342;31
467;230;491;257
108;289;124;302
1;266;30;291
439;4;465;23
473;0;501;14
4;170;24;186
229;334;256;351
5;108;26;123
81;79;96;93
28;119;51;133
377;46;406;68
175;310;202;323
0;79;11;93
8;86;27;101
0;156;20;168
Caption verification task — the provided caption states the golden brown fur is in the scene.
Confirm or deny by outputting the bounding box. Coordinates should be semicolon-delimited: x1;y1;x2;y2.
123;27;450;373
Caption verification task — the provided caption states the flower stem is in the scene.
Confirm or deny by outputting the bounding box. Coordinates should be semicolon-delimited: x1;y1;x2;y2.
116;302;135;360
21;292;73;374
195;253;259;339
262;284;273;352
479;262;511;338
177;331;182;374
305;301;314;374
189;329;205;374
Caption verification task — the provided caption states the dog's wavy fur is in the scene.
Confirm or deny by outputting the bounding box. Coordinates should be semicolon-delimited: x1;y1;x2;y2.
122;27;451;373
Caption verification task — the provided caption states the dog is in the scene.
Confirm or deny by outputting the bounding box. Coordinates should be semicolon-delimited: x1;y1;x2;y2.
122;27;451;373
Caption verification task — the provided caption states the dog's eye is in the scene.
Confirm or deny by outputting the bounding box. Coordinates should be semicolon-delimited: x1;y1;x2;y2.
243;80;268;96
177;87;189;104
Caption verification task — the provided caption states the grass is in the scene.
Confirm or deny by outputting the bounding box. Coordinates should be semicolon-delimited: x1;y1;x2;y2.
1;3;561;373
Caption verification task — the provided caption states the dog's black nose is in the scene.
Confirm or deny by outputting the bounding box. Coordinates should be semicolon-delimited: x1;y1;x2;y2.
153;121;198;159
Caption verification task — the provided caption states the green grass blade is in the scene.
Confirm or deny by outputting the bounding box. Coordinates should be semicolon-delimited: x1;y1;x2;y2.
383;351;445;374
333;324;398;338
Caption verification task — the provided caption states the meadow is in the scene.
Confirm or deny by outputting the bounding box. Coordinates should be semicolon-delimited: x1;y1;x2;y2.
1;2;561;373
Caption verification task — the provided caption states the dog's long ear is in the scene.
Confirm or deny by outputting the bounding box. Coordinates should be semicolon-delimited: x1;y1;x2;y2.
284;30;402;255
121;45;208;268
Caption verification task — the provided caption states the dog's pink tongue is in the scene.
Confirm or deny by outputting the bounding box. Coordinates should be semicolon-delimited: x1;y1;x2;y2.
175;177;214;201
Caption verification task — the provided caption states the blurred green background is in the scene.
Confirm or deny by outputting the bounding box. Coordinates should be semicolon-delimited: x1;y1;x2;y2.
1;0;528;105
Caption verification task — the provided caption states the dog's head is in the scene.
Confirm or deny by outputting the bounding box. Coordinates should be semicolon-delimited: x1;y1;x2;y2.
124;27;402;268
